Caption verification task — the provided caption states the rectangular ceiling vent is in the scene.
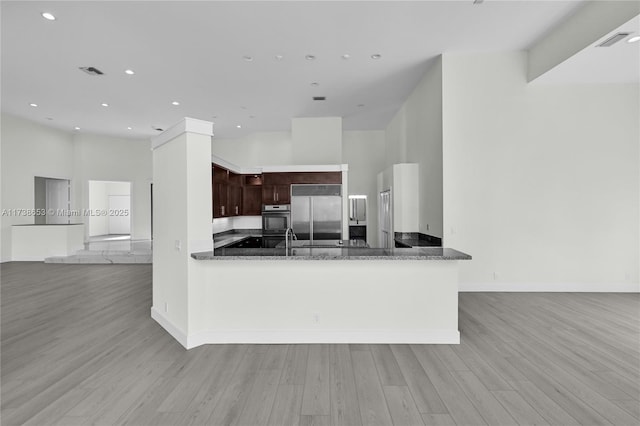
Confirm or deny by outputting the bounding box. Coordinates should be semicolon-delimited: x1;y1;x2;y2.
313;96;326;101
597;32;631;47
79;66;104;75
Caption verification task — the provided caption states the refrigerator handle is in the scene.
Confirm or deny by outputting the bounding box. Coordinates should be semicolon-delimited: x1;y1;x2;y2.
309;198;314;245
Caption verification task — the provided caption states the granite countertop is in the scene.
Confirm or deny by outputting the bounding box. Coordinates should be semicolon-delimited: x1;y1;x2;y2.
274;239;369;249
394;232;441;248
213;229;262;249
191;246;471;261
12;223;84;226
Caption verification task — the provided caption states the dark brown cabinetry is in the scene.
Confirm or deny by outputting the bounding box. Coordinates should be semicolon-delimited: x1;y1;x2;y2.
262;184;290;205
261;172;341;205
242;175;263;215
212;165;243;218
213;167;342;217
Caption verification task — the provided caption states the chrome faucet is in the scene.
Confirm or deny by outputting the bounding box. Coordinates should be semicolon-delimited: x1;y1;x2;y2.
285;227;297;254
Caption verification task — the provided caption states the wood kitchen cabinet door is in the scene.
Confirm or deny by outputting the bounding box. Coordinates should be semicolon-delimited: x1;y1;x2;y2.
275;184;290;204
262;184;290;205
213;182;228;218
242;186;262;215
228;184;242;216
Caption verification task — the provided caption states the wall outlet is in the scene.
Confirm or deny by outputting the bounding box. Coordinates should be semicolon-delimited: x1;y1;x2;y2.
164;302;168;312
426;224;430;231
175;240;181;251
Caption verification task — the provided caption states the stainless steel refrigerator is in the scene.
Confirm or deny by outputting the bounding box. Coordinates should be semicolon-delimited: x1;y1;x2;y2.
291;184;342;243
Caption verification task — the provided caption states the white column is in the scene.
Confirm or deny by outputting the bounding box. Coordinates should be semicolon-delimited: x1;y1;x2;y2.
150;118;213;348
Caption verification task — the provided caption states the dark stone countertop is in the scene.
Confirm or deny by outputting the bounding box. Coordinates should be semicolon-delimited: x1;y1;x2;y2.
191;246;471;261
213;229;262;249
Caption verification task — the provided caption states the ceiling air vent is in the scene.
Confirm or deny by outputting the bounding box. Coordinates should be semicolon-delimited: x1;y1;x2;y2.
597;32;631;47
152;126;164;132
313;96;326;101
79;66;104;75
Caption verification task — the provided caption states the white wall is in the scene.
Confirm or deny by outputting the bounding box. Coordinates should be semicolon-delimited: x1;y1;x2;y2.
88;181;109;236
212;131;293;167
442;52;639;290
73;133;152;241
384;57;443;238
292;117;342;165
0;114;75;262
342;131;386;246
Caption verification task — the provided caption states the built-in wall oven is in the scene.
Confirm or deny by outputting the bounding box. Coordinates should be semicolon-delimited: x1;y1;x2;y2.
262;204;290;248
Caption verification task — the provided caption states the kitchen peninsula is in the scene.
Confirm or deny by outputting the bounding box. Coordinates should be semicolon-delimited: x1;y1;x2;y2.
151;118;471;349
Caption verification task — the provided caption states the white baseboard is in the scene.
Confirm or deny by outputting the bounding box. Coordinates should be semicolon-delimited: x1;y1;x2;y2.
459;282;640;293
186;329;459;349
150;307;188;349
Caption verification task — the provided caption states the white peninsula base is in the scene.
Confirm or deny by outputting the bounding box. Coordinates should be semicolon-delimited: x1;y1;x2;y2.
152;259;460;349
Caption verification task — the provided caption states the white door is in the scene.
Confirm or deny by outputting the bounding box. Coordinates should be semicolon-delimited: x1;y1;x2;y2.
108;195;131;234
379;190;392;249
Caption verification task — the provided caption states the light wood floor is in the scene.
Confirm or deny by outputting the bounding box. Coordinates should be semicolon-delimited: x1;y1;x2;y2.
2;262;639;426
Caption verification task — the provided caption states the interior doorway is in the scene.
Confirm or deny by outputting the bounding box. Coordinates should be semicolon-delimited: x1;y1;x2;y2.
379;190;392;249
88;181;131;237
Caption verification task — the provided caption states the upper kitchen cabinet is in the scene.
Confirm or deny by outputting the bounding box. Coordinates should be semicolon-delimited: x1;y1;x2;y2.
212;164;243;218
242;175;263;215
261;172;342;205
262;184;290;205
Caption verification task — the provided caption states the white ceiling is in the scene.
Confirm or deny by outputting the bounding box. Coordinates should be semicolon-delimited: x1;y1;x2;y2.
1;0;588;139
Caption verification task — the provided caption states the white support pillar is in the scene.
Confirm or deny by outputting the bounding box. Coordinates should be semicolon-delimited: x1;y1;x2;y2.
150;118;213;348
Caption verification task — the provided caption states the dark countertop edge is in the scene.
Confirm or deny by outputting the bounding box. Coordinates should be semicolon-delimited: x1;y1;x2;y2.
191;249;471;261
12;223;84;226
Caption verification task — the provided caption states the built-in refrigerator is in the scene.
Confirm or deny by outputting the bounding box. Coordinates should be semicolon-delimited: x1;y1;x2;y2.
291;184;342;243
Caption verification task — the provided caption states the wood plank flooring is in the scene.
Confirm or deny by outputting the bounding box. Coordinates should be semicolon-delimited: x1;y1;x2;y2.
2;262;639;425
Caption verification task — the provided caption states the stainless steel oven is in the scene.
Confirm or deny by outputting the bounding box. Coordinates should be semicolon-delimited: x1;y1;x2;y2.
262;205;290;247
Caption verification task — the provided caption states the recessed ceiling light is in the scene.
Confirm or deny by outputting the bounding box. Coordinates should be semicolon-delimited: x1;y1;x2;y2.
236;125;242;129
305;54;316;60
101;103;109;107
29;103;38;107
127;126;133;130
370;54;382;60
310;82;319;87
41;12;56;21
275;55;284;61
171;101;180;106
628;36;640;43
125;69;135;75
342;54;351;60
74;126;80;131
243;56;253;62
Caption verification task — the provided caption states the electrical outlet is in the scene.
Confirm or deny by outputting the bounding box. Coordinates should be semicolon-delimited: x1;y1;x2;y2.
175;240;181;251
